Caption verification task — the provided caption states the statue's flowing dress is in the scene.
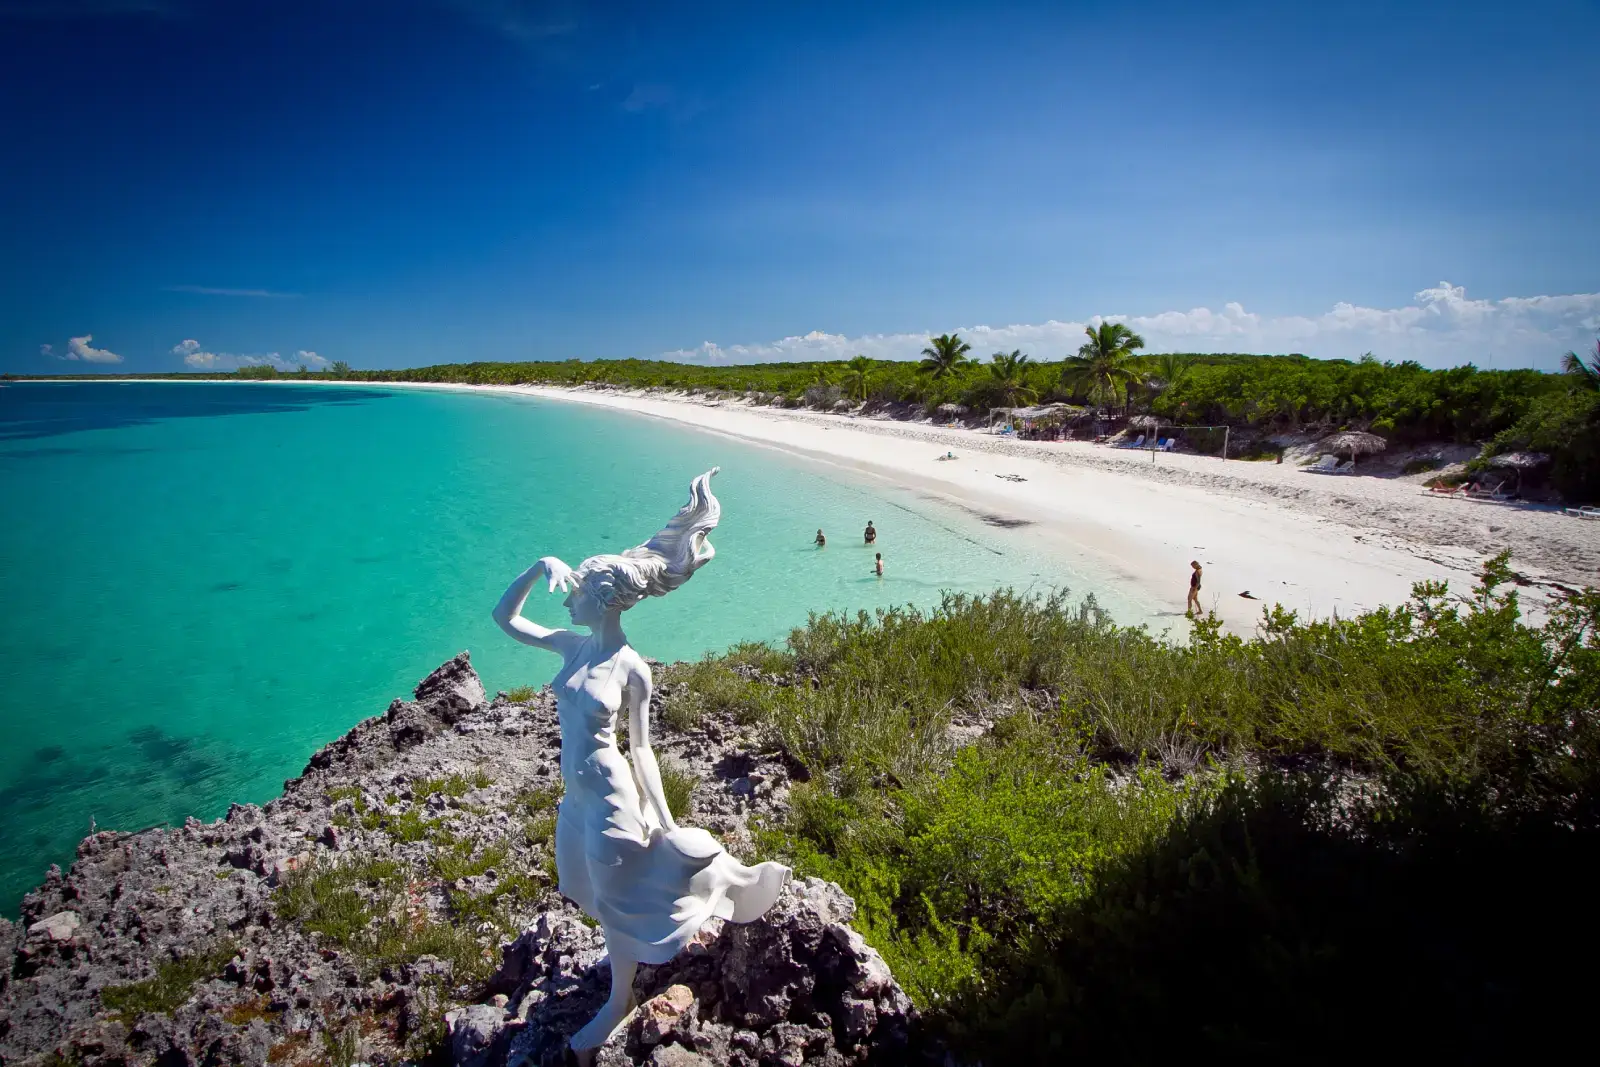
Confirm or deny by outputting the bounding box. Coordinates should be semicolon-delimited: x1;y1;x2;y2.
553;648;789;964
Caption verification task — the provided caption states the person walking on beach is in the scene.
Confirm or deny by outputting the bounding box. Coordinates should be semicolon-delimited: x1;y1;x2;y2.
814;529;827;548
1186;560;1203;616
864;521;877;545
874;552;884;577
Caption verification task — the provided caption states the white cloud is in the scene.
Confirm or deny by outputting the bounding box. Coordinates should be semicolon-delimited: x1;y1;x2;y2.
172;340;328;372
659;283;1600;371
44;333;124;364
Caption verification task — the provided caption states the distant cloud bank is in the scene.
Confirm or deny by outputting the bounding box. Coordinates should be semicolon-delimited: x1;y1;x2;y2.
41;334;123;364
172;339;327;371
659;283;1600;370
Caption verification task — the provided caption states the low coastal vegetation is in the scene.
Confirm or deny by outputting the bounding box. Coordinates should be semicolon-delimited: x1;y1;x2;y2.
654;563;1600;1058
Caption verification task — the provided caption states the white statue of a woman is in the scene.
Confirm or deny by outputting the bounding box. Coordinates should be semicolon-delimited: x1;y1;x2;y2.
491;467;791;1059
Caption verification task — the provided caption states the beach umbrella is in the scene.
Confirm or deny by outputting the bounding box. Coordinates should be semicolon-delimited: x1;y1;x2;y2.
1486;451;1551;494
937;403;969;416
1320;430;1387;465
1128;414;1162;430
1486;451;1550;470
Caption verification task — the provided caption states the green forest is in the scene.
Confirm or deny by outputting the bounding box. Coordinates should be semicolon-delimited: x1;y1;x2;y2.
15;331;1600;500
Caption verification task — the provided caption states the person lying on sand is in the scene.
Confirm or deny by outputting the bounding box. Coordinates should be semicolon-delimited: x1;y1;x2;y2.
936;451;957;461
814;529;827;547
864;521;877;545
1186;560;1203;616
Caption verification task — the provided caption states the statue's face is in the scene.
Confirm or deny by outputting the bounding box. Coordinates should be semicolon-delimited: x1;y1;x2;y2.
564;587;606;628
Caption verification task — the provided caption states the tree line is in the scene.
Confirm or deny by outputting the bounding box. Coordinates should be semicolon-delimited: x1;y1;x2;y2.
14;332;1598;499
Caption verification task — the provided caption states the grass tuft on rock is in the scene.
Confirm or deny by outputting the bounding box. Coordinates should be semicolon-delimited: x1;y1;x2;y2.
101;938;239;1019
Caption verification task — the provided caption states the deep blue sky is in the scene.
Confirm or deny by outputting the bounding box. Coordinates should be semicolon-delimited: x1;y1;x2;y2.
3;0;1597;372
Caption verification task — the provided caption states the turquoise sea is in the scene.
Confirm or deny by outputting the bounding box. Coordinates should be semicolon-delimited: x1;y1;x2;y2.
0;382;1133;911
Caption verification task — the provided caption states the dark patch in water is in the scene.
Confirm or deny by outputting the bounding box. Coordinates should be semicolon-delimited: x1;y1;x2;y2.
0;767;73;811
128;726;191;764
33;745;65;764
173;754;221;788
296;610;320;623
980;514;1033;529
211;581;244;593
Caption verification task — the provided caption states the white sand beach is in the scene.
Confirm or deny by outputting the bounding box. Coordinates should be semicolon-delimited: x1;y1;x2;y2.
393;382;1600;634
119;378;1600;633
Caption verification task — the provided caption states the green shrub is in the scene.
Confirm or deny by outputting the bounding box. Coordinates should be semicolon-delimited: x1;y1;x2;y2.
660;760;699;817
657;655;770;731
272;856;405;947
737;564;1599;1057
432;836;509;882
101;939;240;1017
412;770;491;802
505;685;537;703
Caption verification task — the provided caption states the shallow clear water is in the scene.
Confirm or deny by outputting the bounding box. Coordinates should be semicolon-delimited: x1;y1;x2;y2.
0;382;1140;911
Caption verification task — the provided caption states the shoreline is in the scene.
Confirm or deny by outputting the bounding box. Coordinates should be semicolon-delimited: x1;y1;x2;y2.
26;378;1600;631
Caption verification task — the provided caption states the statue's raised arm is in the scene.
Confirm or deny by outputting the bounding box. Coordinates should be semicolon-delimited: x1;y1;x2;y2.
490;555;581;655
491;467;790;1064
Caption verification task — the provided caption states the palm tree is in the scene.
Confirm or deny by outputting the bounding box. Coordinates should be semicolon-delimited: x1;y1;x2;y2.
1060;322;1145;409
810;364;834;388
919;333;974;380
842;355;873;401
1152;353;1189;391
989;349;1037;407
1562;339;1600;391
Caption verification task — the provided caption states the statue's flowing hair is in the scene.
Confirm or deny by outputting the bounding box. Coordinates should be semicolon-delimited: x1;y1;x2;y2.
572;468;721;612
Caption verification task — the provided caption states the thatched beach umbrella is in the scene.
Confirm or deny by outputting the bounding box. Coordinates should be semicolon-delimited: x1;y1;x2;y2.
1129;414;1162;431
1487;451;1551;494
1320;430;1387;466
1486;451;1551;471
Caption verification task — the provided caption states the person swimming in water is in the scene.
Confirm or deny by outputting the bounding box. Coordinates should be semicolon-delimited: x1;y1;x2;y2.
864;520;877;545
814;529;827;548
874;552;884;577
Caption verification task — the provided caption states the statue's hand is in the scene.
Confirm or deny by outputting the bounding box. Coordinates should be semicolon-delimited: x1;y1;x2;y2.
537;556;576;594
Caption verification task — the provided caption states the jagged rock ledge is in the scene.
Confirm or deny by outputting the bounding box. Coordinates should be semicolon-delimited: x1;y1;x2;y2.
0;654;922;1066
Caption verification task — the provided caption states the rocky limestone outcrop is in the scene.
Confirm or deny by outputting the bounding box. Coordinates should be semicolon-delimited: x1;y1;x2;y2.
458;877;916;1067
0;654;925;1066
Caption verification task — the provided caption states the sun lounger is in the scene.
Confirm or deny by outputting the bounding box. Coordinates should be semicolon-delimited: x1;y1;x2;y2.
1566;506;1599;518
1426;483;1462;495
1303;455;1338;472
1332;460;1354;474
1121;434;1145;449
1465;481;1514;502
1161;438;1177;452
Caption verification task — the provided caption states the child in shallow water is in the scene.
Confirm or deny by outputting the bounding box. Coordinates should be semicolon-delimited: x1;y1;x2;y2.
874;552;884;577
814;529;826;547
